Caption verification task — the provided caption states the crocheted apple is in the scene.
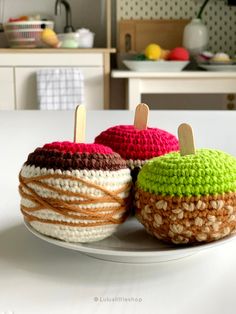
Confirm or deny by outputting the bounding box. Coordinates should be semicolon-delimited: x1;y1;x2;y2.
95;104;179;180
135;124;236;244
19;106;132;243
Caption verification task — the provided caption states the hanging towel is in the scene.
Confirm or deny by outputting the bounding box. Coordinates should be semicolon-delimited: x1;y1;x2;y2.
36;68;84;110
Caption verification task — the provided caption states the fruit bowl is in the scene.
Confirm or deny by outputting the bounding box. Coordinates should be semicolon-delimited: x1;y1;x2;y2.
123;60;189;72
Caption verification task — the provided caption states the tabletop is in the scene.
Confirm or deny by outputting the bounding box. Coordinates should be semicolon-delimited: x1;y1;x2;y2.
112;70;236;78
1;110;236;314
111;70;236;110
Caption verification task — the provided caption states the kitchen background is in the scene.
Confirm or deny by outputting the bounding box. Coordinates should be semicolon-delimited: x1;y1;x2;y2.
118;0;236;55
115;0;236;110
1;0;235;52
0;0;235;110
0;0;116;47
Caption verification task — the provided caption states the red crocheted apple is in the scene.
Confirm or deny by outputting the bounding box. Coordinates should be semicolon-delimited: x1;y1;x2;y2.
95;104;179;181
95;126;179;168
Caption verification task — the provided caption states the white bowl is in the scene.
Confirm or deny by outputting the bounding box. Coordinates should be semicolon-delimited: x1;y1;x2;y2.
123;60;189;72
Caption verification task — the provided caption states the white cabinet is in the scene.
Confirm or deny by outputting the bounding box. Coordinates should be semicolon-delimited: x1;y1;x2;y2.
0;68;14;110
0;49;114;110
15;67;104;110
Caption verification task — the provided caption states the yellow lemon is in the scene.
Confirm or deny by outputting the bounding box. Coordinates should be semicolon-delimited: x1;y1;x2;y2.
145;44;162;60
41;28;60;47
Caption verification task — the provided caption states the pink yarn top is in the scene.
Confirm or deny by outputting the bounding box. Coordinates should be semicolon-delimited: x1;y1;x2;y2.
43;142;114;155
95;125;179;160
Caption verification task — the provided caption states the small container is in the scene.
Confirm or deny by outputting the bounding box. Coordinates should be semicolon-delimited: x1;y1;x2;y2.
183;18;208;55
4;20;54;48
76;28;95;48
57;33;79;48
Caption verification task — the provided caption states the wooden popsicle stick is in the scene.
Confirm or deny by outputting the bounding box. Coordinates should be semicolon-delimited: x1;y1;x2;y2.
74;105;86;143
133;103;149;130
178;123;196;156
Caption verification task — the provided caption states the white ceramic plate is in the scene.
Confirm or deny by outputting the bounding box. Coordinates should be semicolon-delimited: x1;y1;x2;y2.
123;60;189;72
24;218;236;264
199;63;236;72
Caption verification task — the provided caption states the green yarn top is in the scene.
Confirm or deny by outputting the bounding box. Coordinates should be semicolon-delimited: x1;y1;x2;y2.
137;149;236;196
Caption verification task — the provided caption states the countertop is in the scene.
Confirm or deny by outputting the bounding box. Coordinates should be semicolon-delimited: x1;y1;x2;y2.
0;48;116;53
112;60;236;77
1;110;236;314
112;70;236;78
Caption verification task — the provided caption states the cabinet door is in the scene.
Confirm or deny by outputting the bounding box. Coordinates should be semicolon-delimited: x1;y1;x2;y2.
0;68;15;110
15;67;104;110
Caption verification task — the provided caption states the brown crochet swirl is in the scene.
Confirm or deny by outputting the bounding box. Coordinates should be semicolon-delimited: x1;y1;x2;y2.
25;148;127;171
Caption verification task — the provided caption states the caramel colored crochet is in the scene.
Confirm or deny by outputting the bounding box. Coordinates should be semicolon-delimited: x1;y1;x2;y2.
19;172;131;227
135;188;236;244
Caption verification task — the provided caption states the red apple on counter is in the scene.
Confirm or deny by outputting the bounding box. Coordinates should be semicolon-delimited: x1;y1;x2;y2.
168;47;190;61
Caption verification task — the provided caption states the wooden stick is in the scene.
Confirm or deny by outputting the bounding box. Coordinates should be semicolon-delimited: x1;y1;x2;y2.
178;123;196;156
74;105;86;143
134;103;149;130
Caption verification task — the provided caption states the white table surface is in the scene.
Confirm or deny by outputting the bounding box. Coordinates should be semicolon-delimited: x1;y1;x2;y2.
112;70;236;110
1;110;236;314
112;70;236;78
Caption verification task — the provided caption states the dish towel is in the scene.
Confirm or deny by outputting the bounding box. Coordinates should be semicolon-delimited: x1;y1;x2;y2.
36;68;84;110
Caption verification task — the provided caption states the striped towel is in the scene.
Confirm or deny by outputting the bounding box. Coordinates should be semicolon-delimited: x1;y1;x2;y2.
36;68;84;110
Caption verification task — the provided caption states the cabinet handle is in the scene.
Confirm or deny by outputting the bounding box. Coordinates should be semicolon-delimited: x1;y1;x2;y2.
227;94;235;101
125;33;132;52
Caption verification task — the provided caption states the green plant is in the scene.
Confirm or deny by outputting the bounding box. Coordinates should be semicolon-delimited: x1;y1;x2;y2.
197;0;210;19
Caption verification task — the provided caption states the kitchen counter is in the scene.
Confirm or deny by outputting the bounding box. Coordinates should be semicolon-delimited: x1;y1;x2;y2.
0;48;116;53
112;70;236;109
1;110;236;314
0;49;116;110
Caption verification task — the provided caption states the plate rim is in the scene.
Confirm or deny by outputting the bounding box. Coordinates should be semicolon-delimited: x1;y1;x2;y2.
198;63;236;71
24;219;236;258
123;60;189;66
123;60;189;63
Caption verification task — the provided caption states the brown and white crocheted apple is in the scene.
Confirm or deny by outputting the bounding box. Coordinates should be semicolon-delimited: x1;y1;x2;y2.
19;105;132;243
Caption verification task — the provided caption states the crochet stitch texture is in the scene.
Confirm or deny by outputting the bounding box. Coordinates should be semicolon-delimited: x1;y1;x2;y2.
135;148;236;244
95;125;179;161
137;149;236;196
19;142;132;243
43;141;114;154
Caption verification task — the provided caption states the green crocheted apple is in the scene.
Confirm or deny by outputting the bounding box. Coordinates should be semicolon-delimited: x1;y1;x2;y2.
135;124;236;244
